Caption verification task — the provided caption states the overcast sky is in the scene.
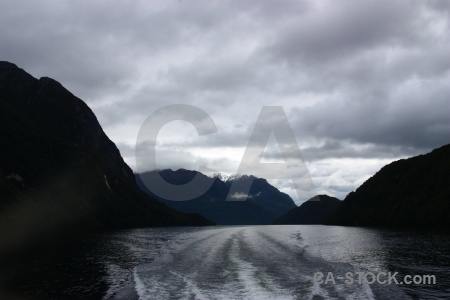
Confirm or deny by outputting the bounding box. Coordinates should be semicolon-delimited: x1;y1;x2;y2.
1;0;449;203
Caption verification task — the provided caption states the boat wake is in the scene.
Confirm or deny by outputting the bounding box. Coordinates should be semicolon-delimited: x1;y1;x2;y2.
132;226;390;299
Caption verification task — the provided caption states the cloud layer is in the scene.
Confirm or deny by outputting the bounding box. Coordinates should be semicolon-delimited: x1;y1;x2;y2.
1;0;449;202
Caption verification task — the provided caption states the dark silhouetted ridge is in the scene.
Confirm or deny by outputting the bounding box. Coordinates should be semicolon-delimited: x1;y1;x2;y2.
273;195;341;225
327;144;450;227
0;61;213;255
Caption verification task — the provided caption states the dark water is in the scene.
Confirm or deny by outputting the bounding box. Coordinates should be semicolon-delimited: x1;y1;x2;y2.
5;226;450;299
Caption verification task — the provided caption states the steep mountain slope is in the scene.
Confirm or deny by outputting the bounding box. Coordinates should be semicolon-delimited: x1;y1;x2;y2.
137;169;297;225
0;61;212;254
273;195;341;225
327;144;450;226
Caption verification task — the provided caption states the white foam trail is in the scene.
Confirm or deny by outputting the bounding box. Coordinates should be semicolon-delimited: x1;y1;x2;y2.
132;226;388;299
228;236;295;300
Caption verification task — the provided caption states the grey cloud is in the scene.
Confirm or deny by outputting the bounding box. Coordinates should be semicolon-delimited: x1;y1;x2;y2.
300;140;423;161
0;0;232;100
165;59;258;92
266;0;438;65
291;75;450;150
153;127;252;149
2;0;449;198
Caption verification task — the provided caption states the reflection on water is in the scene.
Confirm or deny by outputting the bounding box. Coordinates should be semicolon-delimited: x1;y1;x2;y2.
3;226;450;299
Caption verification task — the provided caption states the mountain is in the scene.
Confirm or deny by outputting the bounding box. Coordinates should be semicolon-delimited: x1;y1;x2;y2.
0;61;212;254
273;195;341;225
136;169;297;225
327;144;450;227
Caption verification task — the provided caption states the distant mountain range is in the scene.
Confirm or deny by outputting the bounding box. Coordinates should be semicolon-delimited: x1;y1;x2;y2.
136;169;297;225
273;195;341;225
327;144;450;227
138;142;450;227
0;61;212;253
